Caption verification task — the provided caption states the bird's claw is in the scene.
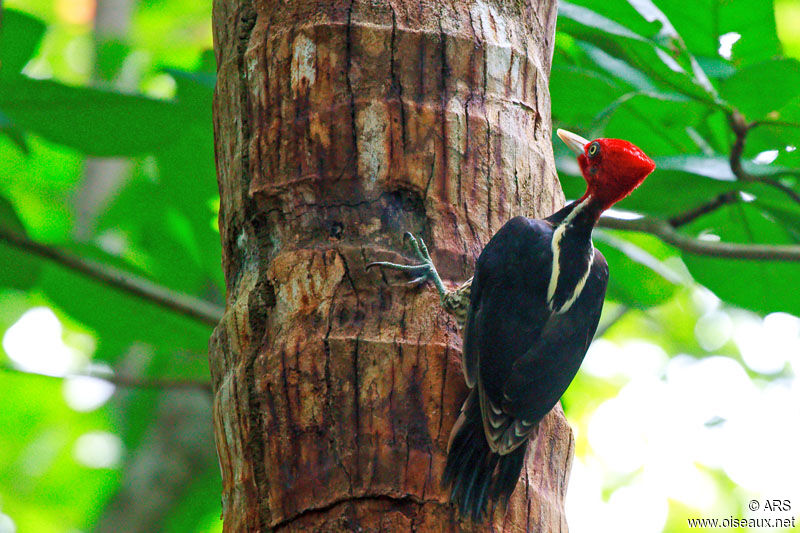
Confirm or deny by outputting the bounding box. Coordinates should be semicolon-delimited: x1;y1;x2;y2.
366;233;437;286
367;232;448;299
403;232;433;265
365;260;432;276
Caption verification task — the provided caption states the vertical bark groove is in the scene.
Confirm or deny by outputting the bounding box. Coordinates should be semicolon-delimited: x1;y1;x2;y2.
211;0;569;530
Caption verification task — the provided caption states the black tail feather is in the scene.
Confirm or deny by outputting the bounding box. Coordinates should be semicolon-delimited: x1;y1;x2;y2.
491;442;526;505
456;452;483;515
442;392;526;522
471;451;499;522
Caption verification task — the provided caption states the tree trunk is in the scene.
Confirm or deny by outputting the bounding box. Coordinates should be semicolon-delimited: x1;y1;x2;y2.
210;0;572;531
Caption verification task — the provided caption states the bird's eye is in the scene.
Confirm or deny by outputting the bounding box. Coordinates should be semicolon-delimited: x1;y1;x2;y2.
587;142;600;158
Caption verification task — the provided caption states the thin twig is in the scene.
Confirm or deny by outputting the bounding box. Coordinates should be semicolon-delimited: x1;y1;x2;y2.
0;228;224;326
728;110;751;180
598;215;800;261
668;191;739;228
770;169;800;179
751;119;800;129
749;176;800;205
0;364;212;392
729;111;800;206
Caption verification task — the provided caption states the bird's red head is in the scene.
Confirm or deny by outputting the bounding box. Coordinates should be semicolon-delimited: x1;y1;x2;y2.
557;129;655;212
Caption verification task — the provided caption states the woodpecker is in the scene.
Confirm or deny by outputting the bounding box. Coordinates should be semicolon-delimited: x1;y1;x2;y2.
367;129;655;521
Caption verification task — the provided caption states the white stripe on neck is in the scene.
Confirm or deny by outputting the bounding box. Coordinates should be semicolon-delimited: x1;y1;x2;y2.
557;247;595;314
547;196;595;314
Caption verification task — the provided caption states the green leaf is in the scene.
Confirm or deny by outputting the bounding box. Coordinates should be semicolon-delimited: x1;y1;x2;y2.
594;229;682;308
624;0;715;93
654;0;781;66
0;109;29;153
577;41;662;94
0;195;42;290
95;38;131;82
721;59;800;121
550;65;624;128
746;181;800;241
656;154;796;181
0;77;186;156
774;95;800;125
744;124;800;169
601;93;706;154
0;9;46;77
656;155;735;180
560;1;646;40
755;201;800;241
558;1;719;106
681;203;800;316
742;97;800;163
0;135;81;242
0;195;27;236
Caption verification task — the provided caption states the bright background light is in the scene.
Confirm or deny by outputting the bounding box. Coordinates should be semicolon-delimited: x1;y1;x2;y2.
73;431;123;469
0;513;16;533
3;307;85;376
566;291;800;533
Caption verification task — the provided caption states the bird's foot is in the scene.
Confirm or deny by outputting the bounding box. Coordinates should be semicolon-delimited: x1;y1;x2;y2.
366;232;447;299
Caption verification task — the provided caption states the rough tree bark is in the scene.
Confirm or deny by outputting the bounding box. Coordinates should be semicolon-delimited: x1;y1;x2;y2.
210;0;573;531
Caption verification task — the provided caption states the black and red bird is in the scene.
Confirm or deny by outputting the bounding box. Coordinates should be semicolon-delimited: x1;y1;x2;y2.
367;129;655;521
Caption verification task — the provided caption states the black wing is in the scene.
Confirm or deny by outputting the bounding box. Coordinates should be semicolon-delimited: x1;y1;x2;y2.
463;216;608;454
501;252;607;418
463;217;553;390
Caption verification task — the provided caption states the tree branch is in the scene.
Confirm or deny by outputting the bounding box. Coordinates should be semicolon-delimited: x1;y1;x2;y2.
667;191;739;228
0;228;224;326
597;215;800;261
728;110;752;180
0;364;212;392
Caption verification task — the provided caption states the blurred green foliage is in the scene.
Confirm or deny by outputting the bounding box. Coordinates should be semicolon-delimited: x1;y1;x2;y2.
0;1;219;531
0;0;798;532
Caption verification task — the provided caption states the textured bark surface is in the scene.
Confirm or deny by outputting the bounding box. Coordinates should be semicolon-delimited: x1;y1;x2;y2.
210;0;571;530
